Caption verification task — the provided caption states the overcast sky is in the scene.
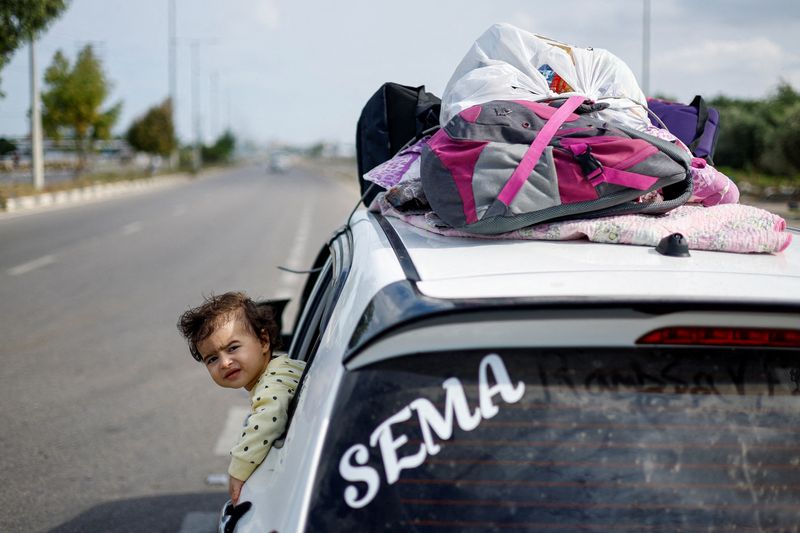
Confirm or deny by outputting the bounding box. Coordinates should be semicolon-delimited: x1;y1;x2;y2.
0;0;798;147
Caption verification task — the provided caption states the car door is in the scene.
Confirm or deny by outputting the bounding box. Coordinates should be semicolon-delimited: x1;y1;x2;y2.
231;229;353;532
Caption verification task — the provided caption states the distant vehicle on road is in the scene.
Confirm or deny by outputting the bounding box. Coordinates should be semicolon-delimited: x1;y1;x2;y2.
219;206;800;532
267;152;292;174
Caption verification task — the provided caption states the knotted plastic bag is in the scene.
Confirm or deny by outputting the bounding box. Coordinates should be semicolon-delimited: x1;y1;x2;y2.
441;23;650;131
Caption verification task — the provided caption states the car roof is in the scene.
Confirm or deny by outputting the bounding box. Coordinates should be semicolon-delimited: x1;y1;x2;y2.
371;212;800;307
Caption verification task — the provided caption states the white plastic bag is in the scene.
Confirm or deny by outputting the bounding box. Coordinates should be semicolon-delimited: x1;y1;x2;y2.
441;23;650;131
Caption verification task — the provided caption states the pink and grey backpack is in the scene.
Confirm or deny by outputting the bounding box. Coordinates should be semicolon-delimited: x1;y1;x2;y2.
421;95;693;234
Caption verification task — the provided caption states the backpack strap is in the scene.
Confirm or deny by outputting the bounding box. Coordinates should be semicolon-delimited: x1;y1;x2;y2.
567;143;659;191
497;95;585;206
688;95;708;153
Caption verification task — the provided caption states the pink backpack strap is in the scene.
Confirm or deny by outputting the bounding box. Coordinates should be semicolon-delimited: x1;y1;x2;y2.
590;166;658;190
567;142;659;191
497;95;585;206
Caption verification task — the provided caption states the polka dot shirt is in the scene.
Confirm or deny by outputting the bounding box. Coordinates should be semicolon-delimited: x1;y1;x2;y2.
228;354;306;481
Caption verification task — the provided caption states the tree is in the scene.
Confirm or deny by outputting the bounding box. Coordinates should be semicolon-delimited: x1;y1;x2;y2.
0;0;68;96
777;102;800;172
711;82;800;175
761;83;800;174
712;104;768;170
41;44;121;172
0;137;17;156
306;142;325;158
126;98;176;157
201;130;236;164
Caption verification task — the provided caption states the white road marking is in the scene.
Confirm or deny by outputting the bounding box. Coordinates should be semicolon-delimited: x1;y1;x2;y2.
276;203;314;299
214;406;251;456
177;511;217;533
121;221;143;235
7;255;56;276
206;473;228;486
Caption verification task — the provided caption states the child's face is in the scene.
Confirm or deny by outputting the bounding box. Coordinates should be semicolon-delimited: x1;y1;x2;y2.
196;314;270;391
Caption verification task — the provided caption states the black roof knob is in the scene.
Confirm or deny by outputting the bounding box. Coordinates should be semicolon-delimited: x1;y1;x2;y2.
656;232;691;257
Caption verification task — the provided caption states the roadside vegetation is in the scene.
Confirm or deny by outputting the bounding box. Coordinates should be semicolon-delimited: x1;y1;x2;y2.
710;82;800;200
0;1;237;207
41;44;121;172
126;98;176;159
0;0;68;97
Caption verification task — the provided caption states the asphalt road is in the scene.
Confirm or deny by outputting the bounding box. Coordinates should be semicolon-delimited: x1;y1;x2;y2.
0;162;359;532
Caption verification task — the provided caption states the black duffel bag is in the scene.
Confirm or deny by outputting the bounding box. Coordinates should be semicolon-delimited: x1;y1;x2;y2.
355;82;441;206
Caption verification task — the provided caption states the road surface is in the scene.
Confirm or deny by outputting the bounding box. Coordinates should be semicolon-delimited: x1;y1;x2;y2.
0;162;358;532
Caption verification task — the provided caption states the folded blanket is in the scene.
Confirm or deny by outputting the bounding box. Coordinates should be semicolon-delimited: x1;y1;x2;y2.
375;191;791;254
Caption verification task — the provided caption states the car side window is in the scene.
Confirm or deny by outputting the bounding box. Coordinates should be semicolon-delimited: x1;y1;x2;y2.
289;230;351;365
289;258;334;363
284;232;351;425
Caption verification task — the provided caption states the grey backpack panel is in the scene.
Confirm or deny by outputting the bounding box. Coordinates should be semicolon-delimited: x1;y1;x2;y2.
421;97;693;234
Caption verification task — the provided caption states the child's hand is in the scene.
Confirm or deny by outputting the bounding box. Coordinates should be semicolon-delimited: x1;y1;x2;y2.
229;475;244;504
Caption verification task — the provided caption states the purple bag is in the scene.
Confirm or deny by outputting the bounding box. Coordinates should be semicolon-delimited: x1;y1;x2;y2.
647;95;720;164
421;96;692;234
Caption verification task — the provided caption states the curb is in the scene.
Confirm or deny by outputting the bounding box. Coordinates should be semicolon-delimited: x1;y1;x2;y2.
2;174;190;214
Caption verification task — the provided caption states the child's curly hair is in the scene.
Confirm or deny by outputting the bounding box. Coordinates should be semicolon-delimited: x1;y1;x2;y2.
177;292;280;362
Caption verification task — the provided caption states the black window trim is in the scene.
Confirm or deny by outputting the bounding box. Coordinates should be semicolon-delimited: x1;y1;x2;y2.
343;279;800;365
372;212;420;282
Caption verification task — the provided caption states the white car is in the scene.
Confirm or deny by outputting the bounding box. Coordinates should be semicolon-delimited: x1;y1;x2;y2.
221;209;800;533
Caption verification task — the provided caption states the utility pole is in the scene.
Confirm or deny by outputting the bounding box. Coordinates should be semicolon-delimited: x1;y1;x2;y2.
190;41;201;172
29;37;45;190
189;38;216;172
226;89;231;131
210;71;219;140
168;0;178;168
169;0;176;109
642;0;651;96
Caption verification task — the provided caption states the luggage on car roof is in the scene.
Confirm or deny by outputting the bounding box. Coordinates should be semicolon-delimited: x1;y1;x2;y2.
647;95;721;164
416;23;697;235
355;82;441;206
421;96;693;235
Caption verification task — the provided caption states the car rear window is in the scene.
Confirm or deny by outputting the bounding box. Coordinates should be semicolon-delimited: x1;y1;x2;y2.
307;347;800;532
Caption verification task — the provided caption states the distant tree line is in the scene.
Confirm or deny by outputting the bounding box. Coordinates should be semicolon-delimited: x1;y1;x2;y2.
1;2;235;177
42;45;121;171
201;130;236;164
710;82;800;176
10;40;237;175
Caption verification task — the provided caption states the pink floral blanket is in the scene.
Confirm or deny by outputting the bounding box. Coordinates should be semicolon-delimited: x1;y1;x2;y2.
376;199;792;254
